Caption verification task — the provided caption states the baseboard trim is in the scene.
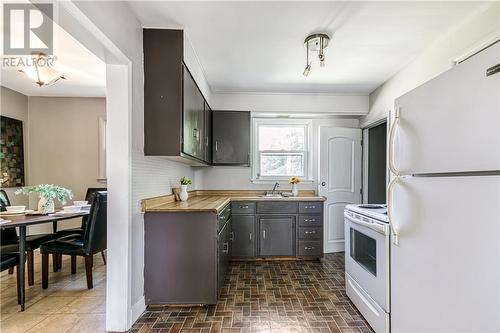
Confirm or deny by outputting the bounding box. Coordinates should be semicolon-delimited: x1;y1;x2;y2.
130;296;146;328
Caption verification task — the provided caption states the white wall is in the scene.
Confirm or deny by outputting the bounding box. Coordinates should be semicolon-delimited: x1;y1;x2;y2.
361;2;500;127
195;117;359;192
0;86;29;206
211;92;368;115
71;2;210;330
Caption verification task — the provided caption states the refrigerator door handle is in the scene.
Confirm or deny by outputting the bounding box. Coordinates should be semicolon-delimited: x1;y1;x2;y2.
388;107;401;176
387;176;401;245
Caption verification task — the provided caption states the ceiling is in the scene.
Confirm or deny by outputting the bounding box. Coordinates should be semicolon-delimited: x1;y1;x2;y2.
1;16;106;97
129;1;489;94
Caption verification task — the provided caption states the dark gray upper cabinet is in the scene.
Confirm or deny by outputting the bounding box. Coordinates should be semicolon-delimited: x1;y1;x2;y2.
259;216;296;256
183;69;205;160
203;102;212;164
143;29;211;165
212;111;250;165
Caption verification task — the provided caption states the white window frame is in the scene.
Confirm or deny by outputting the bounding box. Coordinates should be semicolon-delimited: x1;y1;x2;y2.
251;118;312;183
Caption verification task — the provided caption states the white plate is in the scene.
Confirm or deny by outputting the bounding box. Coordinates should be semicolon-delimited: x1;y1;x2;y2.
49;210;86;216
0;210;35;216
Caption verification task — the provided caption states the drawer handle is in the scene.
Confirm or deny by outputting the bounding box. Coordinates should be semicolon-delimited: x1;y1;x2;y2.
240;205;249;209
304;246;315;250
263;230;266;239
304;231;316;234
305;205;316;209
249;232;252;241
223;242;229;254
304;219;316;222
230;232;234;241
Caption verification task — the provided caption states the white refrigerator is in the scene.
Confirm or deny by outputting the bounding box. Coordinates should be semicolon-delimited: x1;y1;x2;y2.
388;41;500;332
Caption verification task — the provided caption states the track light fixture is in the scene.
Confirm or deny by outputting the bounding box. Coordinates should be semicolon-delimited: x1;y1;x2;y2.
302;33;330;76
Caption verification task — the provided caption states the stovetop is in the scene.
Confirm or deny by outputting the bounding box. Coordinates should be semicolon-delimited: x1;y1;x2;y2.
345;204;388;222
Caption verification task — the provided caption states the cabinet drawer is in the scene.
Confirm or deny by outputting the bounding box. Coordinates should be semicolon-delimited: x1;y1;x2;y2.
298;227;322;240
298;241;322;256
231;202;256;215
298;202;323;214
298;215;323;227
257;201;297;214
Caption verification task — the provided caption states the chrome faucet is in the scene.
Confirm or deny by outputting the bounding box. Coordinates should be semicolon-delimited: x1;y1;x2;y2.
271;182;280;194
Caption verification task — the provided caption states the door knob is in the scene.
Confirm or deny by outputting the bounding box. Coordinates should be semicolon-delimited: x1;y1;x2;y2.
321;182;326;186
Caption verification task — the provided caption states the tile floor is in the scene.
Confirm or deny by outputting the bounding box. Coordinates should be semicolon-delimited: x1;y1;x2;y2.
0;251;106;333
130;253;373;333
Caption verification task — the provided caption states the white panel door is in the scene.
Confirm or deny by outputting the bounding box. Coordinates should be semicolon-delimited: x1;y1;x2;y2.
391;175;500;332
319;127;362;253
393;42;500;175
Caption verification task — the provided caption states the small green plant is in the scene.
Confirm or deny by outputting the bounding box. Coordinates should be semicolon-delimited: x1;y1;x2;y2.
180;176;192;186
15;184;73;210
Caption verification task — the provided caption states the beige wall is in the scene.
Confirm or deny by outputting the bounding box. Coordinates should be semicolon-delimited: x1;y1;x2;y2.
1;87;106;233
0;86;30;206
28;96;106;232
361;3;500;127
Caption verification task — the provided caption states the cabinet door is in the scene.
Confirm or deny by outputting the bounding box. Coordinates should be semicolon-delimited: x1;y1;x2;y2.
183;68;204;159
259;216;296;256
212;111;250;165
232;215;255;257
203;101;212;163
217;221;228;291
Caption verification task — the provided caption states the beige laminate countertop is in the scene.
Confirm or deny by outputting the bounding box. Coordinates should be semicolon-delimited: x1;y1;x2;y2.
142;190;326;214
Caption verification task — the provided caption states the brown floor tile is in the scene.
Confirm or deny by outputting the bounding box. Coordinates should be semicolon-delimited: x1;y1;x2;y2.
131;254;372;333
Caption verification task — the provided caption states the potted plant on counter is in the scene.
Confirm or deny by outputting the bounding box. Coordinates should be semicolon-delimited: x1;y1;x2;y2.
289;176;301;197
15;184;73;213
179;176;192;202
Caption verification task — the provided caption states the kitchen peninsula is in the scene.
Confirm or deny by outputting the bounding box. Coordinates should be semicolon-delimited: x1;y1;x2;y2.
142;190;325;305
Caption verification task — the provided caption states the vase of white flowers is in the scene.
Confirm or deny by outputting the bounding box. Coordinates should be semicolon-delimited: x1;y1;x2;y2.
179;176;192;202
16;184;73;214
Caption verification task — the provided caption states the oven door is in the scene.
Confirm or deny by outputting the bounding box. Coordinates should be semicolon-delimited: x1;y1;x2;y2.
344;211;390;312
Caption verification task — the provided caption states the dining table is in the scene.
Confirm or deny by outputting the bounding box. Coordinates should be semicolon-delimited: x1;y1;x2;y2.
0;210;90;311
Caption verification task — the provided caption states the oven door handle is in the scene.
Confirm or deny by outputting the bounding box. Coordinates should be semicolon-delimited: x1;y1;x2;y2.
344;212;388;235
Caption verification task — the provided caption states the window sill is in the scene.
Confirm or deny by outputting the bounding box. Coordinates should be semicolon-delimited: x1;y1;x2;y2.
250;178;314;184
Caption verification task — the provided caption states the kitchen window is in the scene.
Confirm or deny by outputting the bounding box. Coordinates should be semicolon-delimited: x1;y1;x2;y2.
252;119;311;181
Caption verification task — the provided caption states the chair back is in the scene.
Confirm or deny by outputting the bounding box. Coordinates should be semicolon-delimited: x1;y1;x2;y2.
0;190;18;245
0;189;11;211
80;188;107;229
83;191;107;255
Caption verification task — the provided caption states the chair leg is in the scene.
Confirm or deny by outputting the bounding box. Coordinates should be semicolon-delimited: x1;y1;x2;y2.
16;264;21;305
52;254;58;272
101;251;106;265
57;254;63;270
27;250;34;286
42;253;49;289
84;256;93;289
71;256;77;274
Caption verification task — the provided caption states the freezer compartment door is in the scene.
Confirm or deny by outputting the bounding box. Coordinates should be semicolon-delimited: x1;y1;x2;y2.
393;42;500;175
391;176;500;332
346;273;389;333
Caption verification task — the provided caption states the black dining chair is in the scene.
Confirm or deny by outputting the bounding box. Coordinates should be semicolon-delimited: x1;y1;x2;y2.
40;191;107;290
54;188;107;267
0;189;58;286
1;253;21;304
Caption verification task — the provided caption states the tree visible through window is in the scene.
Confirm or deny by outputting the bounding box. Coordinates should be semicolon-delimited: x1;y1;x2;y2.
253;120;310;180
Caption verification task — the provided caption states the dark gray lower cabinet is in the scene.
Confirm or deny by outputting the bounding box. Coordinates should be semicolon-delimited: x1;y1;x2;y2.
218;217;232;291
259;216;296;256
232;215;255;257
